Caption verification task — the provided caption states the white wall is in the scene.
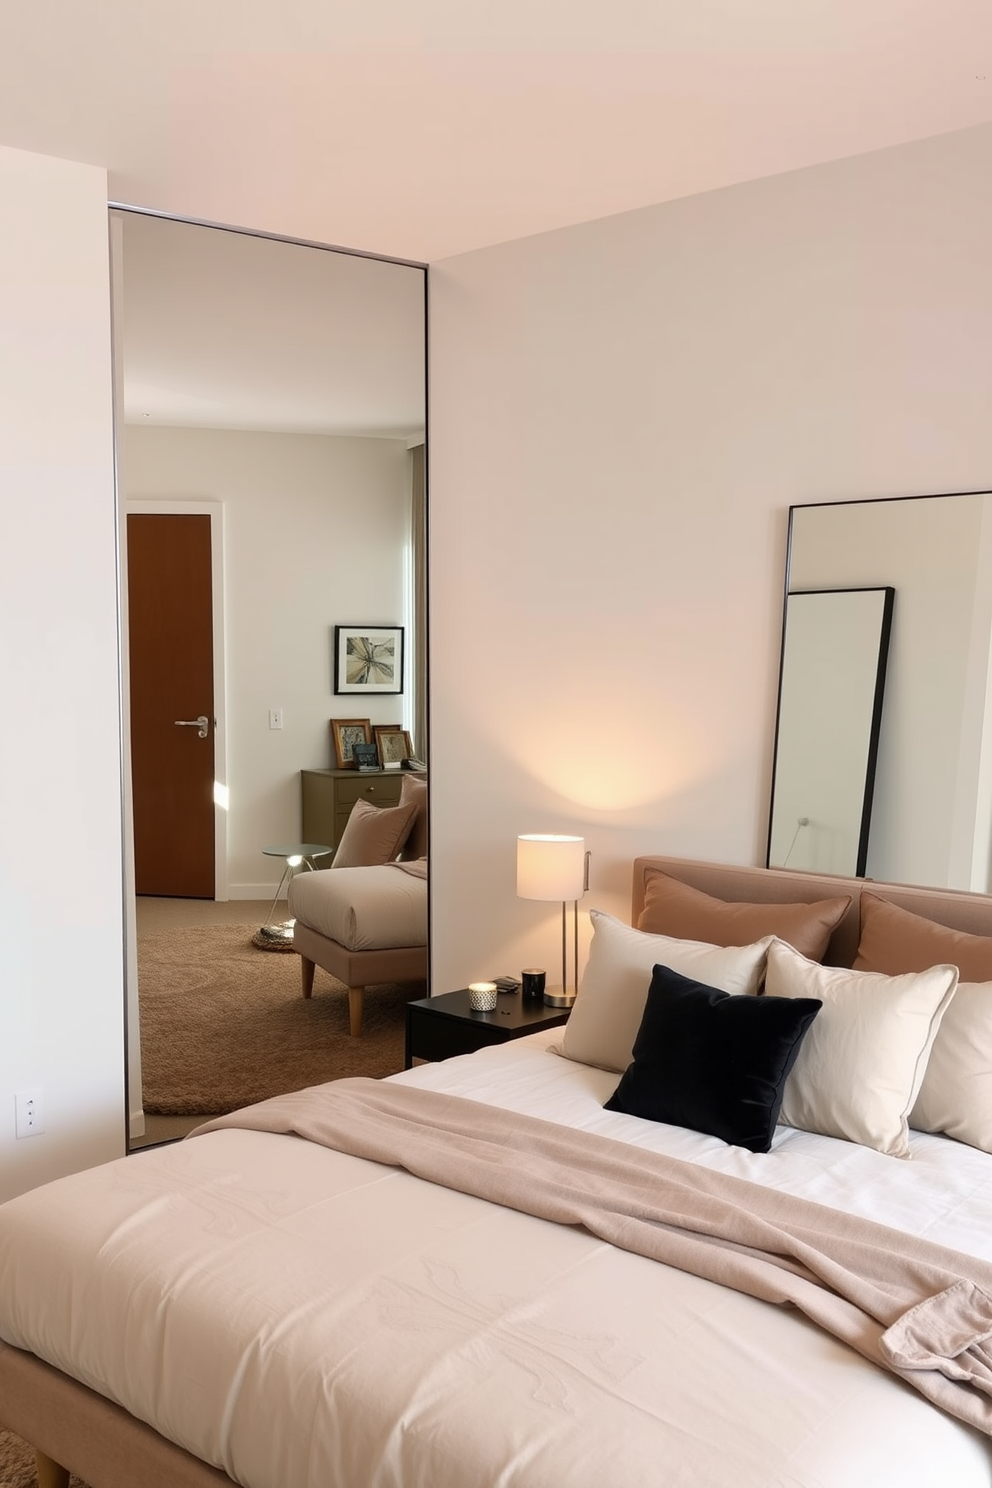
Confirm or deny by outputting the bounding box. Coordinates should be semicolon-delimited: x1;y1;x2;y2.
0;145;125;1200
124;425;410;895
428;123;992;993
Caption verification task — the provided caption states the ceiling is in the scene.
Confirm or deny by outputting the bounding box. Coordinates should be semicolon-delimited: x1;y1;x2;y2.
2;1;990;264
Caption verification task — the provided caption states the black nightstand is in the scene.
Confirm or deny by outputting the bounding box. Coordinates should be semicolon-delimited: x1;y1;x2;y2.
405;988;570;1068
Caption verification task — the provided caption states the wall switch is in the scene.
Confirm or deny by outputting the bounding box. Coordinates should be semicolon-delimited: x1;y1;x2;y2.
268;708;284;730
15;1088;44;1139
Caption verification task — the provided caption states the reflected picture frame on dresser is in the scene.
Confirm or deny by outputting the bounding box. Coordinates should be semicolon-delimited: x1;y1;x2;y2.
374;726;414;767
330;717;372;769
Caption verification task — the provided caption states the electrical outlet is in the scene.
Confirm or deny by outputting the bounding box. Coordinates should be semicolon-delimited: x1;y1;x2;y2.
15;1088;44;1139
268;708;284;730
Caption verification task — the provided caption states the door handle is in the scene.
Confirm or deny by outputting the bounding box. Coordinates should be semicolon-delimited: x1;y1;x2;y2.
174;715;210;739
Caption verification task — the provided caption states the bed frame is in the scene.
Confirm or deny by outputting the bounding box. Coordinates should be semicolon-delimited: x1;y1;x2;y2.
5;853;992;1488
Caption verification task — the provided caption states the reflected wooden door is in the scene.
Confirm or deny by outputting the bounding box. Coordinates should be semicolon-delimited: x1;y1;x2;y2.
127;513;215;897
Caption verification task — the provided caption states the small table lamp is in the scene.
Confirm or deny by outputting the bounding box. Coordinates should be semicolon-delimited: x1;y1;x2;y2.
516;833;588;1007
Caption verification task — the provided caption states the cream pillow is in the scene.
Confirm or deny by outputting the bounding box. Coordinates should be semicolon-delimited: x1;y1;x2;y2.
559;911;771;1074
910;982;992;1154
766;938;957;1158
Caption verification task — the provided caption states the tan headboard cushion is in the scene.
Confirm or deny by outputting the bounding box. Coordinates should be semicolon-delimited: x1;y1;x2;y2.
637;868;851;962
632;856;992;969
854;891;992;980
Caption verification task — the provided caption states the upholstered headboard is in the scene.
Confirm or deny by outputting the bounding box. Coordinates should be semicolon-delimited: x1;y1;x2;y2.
631;855;992;968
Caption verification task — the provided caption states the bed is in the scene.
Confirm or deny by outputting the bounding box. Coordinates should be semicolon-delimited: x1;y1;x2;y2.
2;854;992;1488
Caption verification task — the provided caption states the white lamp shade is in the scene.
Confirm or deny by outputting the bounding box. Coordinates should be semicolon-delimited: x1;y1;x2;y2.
517;834;586;901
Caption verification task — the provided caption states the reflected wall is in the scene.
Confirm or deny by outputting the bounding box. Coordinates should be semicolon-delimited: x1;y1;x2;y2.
773;491;992;891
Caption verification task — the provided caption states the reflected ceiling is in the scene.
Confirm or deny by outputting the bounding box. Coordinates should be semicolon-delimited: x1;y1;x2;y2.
116;211;425;437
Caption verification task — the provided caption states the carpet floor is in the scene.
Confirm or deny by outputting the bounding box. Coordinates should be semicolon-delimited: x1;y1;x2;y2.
0;1427;88;1487
139;923;426;1116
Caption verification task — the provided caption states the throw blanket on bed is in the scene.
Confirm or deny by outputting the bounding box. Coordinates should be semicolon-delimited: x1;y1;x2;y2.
193;1078;992;1439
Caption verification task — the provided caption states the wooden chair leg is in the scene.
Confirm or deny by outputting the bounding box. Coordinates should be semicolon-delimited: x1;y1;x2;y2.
348;986;364;1037
36;1450;70;1488
301;956;316;999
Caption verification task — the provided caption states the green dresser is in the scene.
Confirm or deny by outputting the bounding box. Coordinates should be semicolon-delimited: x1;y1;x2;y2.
300;768;405;851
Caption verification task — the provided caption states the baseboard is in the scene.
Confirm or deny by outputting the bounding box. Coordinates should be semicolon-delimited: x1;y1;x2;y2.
228;883;282;900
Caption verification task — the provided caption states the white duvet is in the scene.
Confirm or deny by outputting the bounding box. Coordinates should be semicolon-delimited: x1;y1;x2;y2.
1;1032;992;1488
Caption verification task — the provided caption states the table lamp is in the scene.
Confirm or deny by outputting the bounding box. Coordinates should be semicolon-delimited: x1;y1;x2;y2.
516;833;588;1007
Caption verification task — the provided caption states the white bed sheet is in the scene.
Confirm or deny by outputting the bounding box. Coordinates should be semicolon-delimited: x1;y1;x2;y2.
0;1033;991;1488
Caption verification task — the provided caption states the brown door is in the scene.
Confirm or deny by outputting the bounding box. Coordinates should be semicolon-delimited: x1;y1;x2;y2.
127;513;215;897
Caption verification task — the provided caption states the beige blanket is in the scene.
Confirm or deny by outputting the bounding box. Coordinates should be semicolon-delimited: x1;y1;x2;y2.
194;1078;992;1438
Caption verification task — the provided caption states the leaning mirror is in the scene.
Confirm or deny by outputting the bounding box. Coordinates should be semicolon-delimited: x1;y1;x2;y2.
768;490;992;892
111;210;427;1148
768;586;893;877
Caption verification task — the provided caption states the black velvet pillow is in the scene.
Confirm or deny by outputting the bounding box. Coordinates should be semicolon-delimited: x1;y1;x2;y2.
604;963;822;1153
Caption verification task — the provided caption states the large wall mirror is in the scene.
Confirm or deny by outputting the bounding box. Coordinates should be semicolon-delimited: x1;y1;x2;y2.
768;490;992;892
110;209;427;1147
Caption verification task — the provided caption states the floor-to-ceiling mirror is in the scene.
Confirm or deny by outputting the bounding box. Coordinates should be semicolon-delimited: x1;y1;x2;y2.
111;209;427;1148
767;489;992;891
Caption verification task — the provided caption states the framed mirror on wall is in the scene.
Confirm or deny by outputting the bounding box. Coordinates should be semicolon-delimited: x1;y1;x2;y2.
110;209;427;1149
768;490;992;893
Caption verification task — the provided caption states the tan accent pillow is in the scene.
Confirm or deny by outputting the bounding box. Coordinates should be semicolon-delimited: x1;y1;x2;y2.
331;798;417;869
637;870;851;961
398;772;428;861
854;891;992;981
559;911;771;1074
854;893;992;1154
766;938;957;1158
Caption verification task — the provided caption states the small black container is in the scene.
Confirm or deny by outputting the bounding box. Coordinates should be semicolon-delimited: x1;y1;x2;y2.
521;968;546;1003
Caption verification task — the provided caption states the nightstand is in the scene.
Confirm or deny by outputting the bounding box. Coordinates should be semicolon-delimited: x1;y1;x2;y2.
404;988;570;1068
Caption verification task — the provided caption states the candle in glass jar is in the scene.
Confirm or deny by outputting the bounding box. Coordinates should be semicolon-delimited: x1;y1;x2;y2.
468;981;498;1011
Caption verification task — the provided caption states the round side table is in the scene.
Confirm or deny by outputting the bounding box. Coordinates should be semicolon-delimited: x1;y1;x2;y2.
256;843;333;948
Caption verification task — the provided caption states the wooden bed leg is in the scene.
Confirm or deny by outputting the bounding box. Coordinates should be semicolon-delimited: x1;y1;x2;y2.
301;956;316;999
35;1450;70;1488
348;985;364;1037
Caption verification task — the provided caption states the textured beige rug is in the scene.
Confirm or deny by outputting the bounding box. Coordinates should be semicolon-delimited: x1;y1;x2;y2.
139;924;425;1116
0;1427;87;1487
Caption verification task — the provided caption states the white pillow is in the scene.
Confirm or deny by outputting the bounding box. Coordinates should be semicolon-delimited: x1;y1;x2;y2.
559;911;771;1074
910;982;992;1154
766;938;957;1158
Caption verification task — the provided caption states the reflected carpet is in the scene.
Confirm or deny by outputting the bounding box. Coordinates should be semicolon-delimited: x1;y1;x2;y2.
139;923;425;1116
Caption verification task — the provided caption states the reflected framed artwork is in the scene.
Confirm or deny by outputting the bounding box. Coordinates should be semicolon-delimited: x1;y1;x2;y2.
330;718;372;769
374;726;414;768
334;625;404;695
